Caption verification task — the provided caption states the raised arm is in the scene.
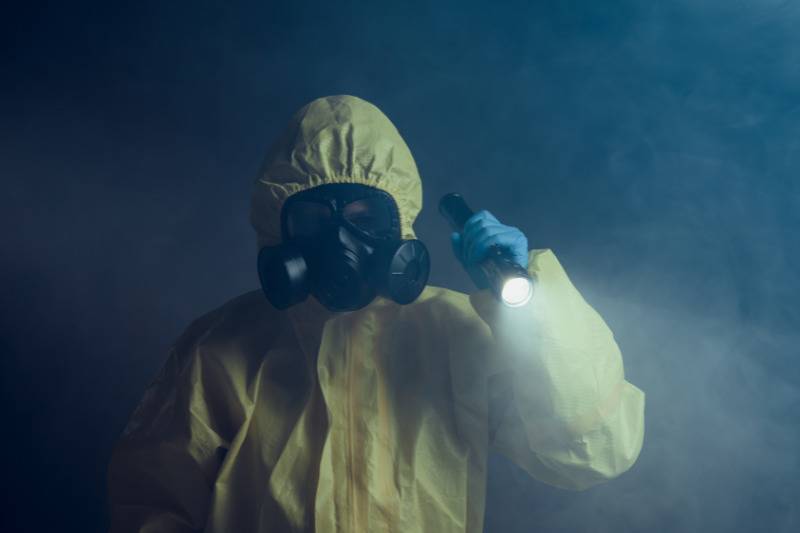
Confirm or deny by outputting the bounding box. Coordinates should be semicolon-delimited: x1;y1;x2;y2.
471;248;645;490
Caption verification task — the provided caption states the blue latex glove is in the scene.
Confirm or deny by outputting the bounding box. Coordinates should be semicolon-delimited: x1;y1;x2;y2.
450;210;529;290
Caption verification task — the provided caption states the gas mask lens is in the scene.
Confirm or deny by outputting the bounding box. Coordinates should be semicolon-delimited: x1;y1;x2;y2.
285;195;397;240
341;197;396;238
284;201;334;238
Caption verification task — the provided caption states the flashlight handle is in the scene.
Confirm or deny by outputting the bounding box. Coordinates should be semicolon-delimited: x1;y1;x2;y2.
439;192;533;300
439;192;522;268
481;249;532;293
439;193;475;232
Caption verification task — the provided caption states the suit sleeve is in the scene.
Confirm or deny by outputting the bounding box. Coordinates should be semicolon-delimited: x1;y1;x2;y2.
107;312;234;532
470;248;645;491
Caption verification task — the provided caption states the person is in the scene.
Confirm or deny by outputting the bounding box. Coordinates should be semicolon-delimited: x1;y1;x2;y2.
107;95;645;533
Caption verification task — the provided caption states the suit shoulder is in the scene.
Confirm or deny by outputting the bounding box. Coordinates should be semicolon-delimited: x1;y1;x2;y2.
172;290;286;367
404;284;478;323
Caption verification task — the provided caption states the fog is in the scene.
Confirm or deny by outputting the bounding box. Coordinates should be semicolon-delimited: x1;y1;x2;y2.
1;1;798;531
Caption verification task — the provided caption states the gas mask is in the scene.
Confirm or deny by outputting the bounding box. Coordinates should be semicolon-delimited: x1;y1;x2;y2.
257;183;430;312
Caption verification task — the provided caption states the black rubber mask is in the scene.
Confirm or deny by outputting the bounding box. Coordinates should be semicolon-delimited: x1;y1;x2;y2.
257;184;430;312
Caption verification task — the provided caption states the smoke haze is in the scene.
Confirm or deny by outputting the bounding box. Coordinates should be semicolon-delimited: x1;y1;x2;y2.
1;1;798;531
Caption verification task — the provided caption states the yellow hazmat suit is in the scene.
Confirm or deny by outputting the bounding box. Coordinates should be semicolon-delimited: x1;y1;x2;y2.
108;95;645;532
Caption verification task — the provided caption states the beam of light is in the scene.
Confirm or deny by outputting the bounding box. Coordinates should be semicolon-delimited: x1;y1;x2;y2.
501;276;533;307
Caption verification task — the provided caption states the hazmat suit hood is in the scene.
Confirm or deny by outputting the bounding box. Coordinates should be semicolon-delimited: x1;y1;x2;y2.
249;94;425;354
250;95;423;249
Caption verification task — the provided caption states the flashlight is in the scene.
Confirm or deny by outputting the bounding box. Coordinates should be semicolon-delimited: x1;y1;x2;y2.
439;193;534;307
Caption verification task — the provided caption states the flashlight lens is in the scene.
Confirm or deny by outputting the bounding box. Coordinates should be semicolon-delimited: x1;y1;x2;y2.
501;277;533;307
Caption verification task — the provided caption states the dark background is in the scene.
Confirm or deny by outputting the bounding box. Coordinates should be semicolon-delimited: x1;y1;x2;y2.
2;1;798;531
